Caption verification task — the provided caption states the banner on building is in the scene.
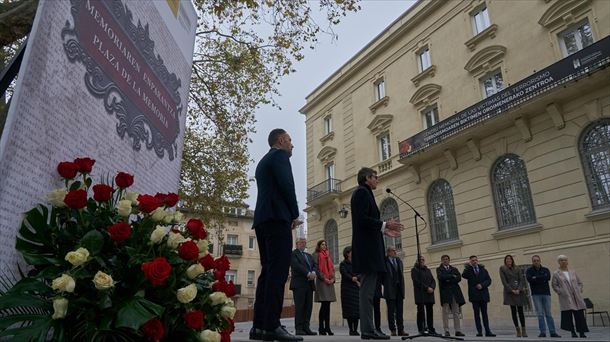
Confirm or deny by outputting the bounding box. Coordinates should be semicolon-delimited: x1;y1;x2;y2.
399;36;610;159
0;0;197;272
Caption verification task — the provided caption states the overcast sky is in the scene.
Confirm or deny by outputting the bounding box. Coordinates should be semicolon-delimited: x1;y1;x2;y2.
245;1;417;214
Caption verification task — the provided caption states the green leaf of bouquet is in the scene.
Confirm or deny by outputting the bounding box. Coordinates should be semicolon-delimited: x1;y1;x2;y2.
0;315;54;342
0;313;48;330
69;181;82;191
16;206;56;266
115;297;164;330
80;230;104;255
98;293;112;310
5;278;52;296
85;177;92;188
0;293;51;314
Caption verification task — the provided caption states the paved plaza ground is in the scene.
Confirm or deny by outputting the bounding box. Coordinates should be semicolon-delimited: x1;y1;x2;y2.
232;318;610;342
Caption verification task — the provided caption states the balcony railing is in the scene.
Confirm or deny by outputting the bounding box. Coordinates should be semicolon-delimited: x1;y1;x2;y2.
307;178;342;203
223;244;243;256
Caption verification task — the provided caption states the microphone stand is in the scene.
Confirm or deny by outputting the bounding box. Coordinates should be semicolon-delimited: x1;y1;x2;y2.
386;190;463;341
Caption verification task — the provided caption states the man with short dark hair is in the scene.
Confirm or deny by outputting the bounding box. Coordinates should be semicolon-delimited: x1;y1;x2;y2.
526;255;561;338
436;255;465;337
351;167;403;340
251;129;302;342
462;255;495;337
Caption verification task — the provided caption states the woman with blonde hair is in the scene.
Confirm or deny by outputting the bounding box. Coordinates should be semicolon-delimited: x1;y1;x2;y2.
551;255;589;338
313;240;336;335
499;255;528;337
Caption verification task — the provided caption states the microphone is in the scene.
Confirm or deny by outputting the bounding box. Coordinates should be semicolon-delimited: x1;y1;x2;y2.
385;188;423;219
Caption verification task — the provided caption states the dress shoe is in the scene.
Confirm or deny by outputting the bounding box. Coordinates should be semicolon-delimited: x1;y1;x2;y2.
398;331;409;336
427;328;437;334
476;332;483;337
390;330;397;336
579;333;587;338
318;330;327;336
539;333;546;337
550;333;561;337
444;331;451;337
375;329;388;337
361;331;390;340
249;327;263;340
571;331;578;338
294;330;306;336
262;326;303;342
303;329;317;336
485;332;496;337
326;329;334;336
455;331;465;337
349;330;360;336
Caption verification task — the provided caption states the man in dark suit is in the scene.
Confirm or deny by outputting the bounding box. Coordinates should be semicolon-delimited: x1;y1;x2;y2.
461;255;496;337
383;246;407;337
251;129;302;342
290;238;317;336
351;167;403;340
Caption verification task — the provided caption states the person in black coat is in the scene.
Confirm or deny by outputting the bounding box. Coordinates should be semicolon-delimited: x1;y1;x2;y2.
383;246;407;336
411;256;436;334
461;255;495;337
251;129;302;342
290;238;317;336
436;255;465;337
526;255;560;338
350;167;403;340
339;246;360;336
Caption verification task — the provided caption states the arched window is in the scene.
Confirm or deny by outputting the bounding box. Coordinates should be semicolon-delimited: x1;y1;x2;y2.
579;118;610;210
380;198;402;250
491;154;536;229
324;219;339;264
427;179;459;244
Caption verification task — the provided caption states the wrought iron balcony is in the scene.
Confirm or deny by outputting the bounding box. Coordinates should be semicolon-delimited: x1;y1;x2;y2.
223;244;243;257
307;178;342;205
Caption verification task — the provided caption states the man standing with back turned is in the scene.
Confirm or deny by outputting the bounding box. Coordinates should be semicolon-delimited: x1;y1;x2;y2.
351;167;403;340
251;129;302;342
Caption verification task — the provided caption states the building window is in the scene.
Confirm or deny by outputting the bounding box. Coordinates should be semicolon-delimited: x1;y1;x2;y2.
427;179;459;244
378;132;391;162
380;198;402;251
422;105;439;129
491;154;537;230
247;270;255;287
248;236;256;250
471;5;491;35
324;219;339;264
481;70;504;98
374;78;385;101
579;119;610;210
417;47;431;73
226;234;238;245
225;270;237;283
559;19;594;57
324;115;332;135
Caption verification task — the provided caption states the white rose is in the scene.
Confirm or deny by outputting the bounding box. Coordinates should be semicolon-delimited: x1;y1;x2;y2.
52;298;69;319
167;231;186;249
124;191;139;204
186;263;205;279
51;274;75;293
65;247;90;267
177;283;198;304
209;291;228;306
150;225;166;244
47;188;68;207
220;305;236;319
151;207;167;222
199;330;221;342
116;200;132;217
92;271;114;290
172;211;184;223
197;240;209;254
163;211;175;224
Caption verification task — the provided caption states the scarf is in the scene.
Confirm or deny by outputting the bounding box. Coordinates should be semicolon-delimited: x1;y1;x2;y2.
318;249;334;280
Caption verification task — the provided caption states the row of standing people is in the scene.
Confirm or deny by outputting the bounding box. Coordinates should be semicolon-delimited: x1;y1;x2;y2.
290;238;590;339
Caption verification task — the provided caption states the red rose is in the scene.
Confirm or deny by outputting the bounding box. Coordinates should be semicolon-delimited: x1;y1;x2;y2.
115;172;134;188
199;254;215;271
214;269;226;282
141;257;171;286
224;318;235;333
213;280;227;292
183;310;204;330
57;161;78;179
92;184;113;202
224;280;237;298
221;330;231;342
141;318;164;341
164;193;179;207
154;193;167;203
178;240;199;261
137;194;162;213
214;255;231;272
64;189;88;209
107;222;131;242
73;157;95;173
186;219;207;240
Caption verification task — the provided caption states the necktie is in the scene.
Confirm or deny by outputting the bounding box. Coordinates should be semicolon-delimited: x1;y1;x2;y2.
475;266;479;275
301;250;311;271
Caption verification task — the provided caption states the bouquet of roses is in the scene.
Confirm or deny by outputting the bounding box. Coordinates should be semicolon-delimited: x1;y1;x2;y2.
0;157;236;342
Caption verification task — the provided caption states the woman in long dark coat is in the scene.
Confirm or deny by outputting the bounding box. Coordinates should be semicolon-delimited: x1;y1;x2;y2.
339;246;360;336
499;255;529;337
411;256;436;334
